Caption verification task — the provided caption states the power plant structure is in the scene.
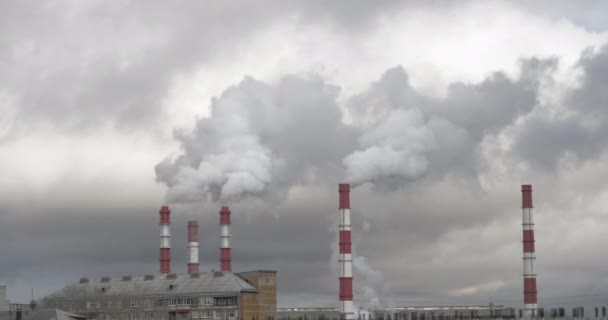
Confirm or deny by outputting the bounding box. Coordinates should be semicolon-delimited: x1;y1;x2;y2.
339;184;354;320
31;182;598;320
160;206;171;274
220;207;232;273
521;185;538;319
41;205;277;320
187;221;200;274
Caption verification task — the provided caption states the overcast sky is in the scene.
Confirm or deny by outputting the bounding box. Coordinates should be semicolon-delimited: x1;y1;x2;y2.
2;0;608;310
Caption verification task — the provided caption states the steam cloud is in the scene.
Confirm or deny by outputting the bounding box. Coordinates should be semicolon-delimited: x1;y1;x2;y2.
156;61;547;203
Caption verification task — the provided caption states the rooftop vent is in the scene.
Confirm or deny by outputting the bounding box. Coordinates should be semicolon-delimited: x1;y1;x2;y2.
101;287;107;293
169;284;175;290
122;276;132;282
79;278;89;284
100;277;110;283
166;273;177;279
144;275;154;281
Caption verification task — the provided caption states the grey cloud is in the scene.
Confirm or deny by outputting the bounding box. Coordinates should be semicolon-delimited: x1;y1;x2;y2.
511;45;608;169
0;0;411;136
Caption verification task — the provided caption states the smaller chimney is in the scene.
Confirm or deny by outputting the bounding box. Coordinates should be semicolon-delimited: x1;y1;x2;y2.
219;206;232;272
159;206;171;274
188;221;199;274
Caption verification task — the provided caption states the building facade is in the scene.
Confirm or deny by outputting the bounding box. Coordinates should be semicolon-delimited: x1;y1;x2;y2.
42;271;277;320
278;306;516;320
0;285;8;312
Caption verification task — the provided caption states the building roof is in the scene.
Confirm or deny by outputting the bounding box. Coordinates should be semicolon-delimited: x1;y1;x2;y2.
0;309;86;320
45;272;258;300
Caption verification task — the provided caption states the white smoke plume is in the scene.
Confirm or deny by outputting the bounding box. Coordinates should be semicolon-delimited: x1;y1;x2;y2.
353;256;387;308
156;62;544;203
155;74;356;203
343;108;436;186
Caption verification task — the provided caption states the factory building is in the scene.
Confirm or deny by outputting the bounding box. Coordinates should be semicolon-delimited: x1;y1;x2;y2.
278;306;516;320
41;205;277;320
42;271;276;320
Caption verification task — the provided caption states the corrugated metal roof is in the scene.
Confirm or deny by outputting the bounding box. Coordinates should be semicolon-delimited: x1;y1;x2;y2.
45;272;258;300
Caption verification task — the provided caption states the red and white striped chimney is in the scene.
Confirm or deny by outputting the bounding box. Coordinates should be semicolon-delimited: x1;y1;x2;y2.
339;184;354;320
159;206;171;274
522;185;538;318
188;221;199;274
219;206;232;272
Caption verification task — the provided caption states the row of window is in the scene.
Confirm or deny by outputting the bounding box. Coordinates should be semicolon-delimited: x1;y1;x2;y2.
167;297;237;307
94;311;237;320
192;310;237;319
76;296;238;310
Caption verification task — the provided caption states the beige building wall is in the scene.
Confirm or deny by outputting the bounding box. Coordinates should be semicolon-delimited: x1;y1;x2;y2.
239;271;277;320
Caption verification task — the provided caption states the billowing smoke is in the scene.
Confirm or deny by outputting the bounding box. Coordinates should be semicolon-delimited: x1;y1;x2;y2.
156;61;547;202
343;108;436;186
155;75;357;203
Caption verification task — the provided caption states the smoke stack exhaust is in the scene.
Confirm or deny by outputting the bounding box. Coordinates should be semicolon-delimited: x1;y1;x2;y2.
159;206;171;274
188;221;199;274
219;206;232;272
339;184;354;320
522;185;538;318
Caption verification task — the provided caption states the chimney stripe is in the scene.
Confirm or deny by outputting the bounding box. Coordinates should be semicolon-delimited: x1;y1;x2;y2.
159;206;171;274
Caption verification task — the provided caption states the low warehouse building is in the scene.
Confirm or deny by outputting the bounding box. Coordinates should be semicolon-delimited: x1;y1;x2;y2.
278;306;516;320
42;271;277;320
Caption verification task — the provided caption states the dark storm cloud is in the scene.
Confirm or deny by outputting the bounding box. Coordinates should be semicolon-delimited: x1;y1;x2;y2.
0;187;341;300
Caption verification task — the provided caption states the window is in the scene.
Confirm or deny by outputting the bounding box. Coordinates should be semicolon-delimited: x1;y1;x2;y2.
203;311;214;318
87;302;98;309
214;297;237;305
216;311;225;319
200;297;214;305
229;311;237;319
131;300;142;307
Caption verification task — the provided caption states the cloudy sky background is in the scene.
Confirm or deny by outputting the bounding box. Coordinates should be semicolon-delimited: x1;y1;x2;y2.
2;0;608;310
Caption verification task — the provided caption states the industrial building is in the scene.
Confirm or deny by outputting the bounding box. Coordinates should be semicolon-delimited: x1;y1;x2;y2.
277;306;516;320
42;271;276;320
41;205;277;320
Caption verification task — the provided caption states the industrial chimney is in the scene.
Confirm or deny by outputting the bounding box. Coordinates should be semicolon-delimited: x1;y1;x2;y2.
522;185;538;318
159;206;171;274
339;184;354;320
219;206;232;272
188;221;199;274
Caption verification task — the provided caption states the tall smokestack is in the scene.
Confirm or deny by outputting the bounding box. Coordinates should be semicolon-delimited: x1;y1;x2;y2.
220;206;232;272
522;185;538;318
339;184;354;320
188;221;199;274
159;206;171;274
